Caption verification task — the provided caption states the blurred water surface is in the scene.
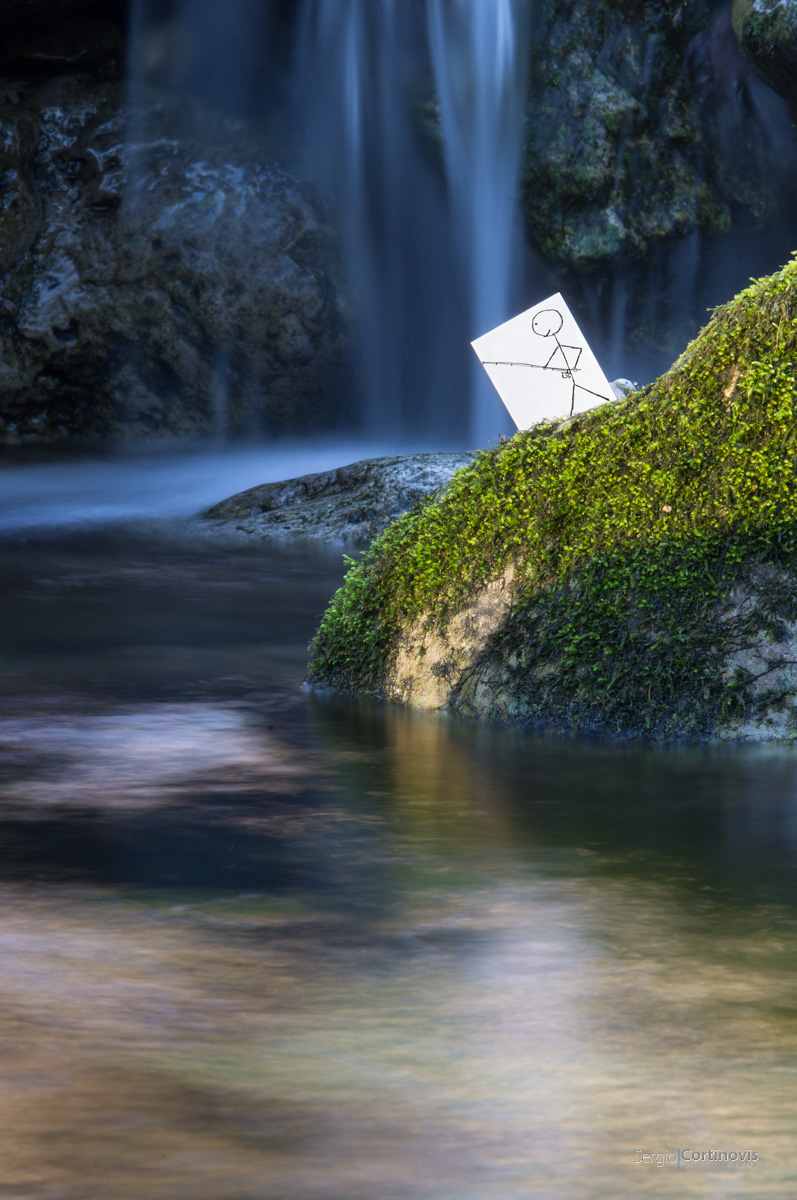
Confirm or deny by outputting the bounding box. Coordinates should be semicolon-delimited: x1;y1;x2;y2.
0;522;796;1197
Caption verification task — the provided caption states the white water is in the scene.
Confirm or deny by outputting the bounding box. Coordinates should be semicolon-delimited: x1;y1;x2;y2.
0;442;408;534
428;0;530;446
296;0;467;443
296;0;530;447
127;0;532;447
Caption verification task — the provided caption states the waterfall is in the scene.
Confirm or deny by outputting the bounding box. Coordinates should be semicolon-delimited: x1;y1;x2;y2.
127;0;531;446
127;0;280;122
296;0;530;446
295;0;467;443
428;0;530;445
123;0;294;439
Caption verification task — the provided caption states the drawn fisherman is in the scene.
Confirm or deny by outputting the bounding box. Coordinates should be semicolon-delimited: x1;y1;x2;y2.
483;307;610;417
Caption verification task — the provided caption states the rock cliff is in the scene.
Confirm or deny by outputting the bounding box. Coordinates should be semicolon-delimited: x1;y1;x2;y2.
0;0;349;442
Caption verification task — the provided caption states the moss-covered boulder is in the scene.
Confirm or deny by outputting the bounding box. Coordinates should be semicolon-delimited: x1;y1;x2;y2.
309;255;797;741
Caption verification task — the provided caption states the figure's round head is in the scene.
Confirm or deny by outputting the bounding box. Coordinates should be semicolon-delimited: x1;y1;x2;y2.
532;309;563;338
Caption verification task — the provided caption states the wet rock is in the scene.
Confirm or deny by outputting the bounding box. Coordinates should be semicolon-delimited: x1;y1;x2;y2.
738;0;797;118
0;105;41;275
194;452;474;545
525;0;797;269
5;16;123;74
0;78;349;441
610;378;638;398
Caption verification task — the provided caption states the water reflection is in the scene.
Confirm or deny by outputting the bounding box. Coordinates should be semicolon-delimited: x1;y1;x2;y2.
0;703;319;811
0;531;795;1196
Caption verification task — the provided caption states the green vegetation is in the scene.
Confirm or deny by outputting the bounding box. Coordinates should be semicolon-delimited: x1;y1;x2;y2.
309;255;797;737
522;0;774;274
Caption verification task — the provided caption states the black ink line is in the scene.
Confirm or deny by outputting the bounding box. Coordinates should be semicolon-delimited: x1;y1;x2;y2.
573;383;611;402
482;360;611;414
482;360;581;373
550;331;565;373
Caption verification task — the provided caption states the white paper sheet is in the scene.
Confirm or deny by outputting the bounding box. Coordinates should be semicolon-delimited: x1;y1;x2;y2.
471;293;614;429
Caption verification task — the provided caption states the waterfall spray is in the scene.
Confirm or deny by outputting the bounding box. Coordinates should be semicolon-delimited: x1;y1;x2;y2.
296;0;466;442
297;0;529;446
427;0;530;445
128;0;531;446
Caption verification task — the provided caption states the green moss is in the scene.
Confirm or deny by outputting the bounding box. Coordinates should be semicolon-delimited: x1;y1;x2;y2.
309;255;797;737
524;0;794;270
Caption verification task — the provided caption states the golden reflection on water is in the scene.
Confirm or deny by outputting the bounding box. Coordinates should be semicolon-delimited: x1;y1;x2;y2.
0;868;794;1197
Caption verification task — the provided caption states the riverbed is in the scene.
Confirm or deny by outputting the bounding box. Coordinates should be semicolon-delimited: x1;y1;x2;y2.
0;451;795;1198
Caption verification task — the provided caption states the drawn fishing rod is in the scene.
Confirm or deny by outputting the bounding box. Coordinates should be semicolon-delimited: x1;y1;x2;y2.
481;359;612;407
481;360;580;372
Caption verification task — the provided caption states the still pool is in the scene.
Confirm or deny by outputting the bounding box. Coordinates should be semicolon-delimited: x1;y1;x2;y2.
0;514;796;1197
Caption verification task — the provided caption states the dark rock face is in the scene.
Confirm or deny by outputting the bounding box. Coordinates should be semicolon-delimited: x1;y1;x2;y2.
0;105;41;276
0;0;128;82
524;0;797;268
739;0;797;117
196;453;475;545
4;16;123;74
0;0;349;444
0;0;106;26
0;75;349;441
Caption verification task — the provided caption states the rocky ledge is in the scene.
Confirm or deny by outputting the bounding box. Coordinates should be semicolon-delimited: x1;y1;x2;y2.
308;255;797;742
194;452;474;545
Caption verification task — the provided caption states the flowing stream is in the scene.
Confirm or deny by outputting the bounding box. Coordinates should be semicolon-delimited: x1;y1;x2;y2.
0;458;796;1196
15;8;797;1189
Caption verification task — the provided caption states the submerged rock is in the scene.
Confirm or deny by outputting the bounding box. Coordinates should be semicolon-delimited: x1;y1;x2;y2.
309;255;797;742
195;452;474;545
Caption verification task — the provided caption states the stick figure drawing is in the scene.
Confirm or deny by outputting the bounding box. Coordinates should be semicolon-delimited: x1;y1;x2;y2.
471;293;614;431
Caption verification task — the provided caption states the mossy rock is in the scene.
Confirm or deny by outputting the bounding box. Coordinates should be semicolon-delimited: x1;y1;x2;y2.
309;254;797;741
740;0;797;117
524;0;796;269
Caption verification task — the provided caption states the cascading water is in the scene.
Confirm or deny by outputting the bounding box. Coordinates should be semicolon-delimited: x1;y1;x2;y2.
427;0;530;445
124;0;279;436
122;0;350;442
128;0;533;446
295;0;467;443
119;0;797;446
295;0;531;446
